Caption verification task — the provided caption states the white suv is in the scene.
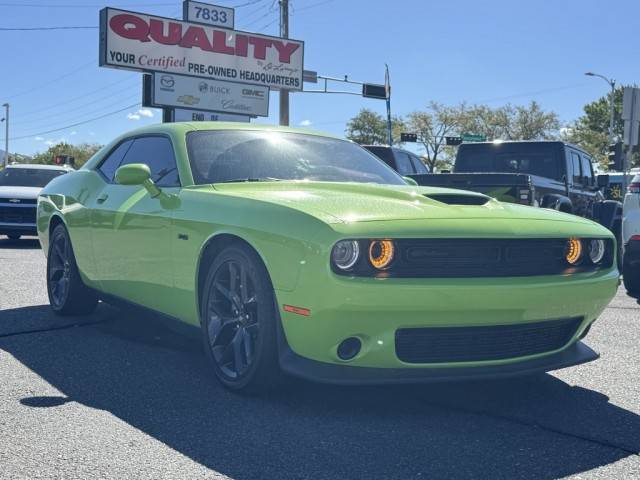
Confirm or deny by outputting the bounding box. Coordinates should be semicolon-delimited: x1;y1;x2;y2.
622;173;640;293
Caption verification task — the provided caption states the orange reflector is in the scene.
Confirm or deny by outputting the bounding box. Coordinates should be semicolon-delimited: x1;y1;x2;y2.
283;304;311;316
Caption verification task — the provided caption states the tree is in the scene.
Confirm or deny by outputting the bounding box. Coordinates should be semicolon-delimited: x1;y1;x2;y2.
345;108;405;145
31;142;103;168
458;101;560;141
406;102;465;172
562;87;639;169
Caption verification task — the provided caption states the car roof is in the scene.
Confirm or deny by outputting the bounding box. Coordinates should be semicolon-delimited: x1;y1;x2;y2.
117;121;342;140
5;163;72;171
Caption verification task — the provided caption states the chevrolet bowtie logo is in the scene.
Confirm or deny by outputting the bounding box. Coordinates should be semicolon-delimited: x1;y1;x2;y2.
8;199;20;203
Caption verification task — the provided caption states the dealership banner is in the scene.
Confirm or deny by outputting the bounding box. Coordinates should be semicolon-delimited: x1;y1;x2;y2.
151;73;269;116
99;7;304;91
171;108;250;122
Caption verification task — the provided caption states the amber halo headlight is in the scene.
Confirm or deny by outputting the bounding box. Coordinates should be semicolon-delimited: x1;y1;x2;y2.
331;240;360;270
368;240;395;270
565;238;583;265
588;239;606;264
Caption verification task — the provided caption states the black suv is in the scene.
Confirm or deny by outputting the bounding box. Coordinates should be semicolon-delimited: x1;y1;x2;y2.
363;145;430;175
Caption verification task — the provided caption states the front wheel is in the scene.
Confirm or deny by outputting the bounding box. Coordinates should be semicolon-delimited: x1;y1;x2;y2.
47;224;98;315
201;244;281;393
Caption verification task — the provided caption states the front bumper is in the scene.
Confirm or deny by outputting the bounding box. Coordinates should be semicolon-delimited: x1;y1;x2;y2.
274;267;619;382
279;340;599;385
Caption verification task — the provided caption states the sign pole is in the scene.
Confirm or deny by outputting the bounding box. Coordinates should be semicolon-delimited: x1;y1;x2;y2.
279;0;290;126
2;103;8;167
385;64;392;146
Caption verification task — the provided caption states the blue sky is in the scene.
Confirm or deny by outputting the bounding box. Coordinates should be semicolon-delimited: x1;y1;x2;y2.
1;0;638;156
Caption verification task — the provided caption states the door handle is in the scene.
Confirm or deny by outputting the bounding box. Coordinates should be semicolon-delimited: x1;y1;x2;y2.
96;193;109;204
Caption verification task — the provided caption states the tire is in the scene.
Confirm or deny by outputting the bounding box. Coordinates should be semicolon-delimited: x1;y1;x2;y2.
47;224;98;316
7;234;21;240
623;254;640;295
200;243;282;393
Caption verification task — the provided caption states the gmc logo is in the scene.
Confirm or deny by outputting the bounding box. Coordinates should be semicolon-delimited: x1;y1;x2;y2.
242;89;265;98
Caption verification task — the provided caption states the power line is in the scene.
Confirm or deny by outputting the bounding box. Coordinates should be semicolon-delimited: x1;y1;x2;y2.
0;26;97;30
4;60;95;100
10;102;141;141
293;0;334;13
0;2;175;7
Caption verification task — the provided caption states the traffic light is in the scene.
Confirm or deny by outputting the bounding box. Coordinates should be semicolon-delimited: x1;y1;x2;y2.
400;132;417;142
445;136;463;146
607;142;623;171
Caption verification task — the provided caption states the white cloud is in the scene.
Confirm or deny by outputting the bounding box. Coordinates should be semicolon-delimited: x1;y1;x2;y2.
45;140;55;146
34;136;44;141
127;108;154;121
88;131;95;136
299;119;312;126
70;130;77;136
45;137;65;146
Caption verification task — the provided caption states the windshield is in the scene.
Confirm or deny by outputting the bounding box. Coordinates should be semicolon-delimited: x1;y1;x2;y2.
455;143;563;180
186;130;406;185
0;168;67;188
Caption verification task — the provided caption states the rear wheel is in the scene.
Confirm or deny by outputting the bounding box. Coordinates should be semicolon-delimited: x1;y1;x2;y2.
6;234;20;240
623;254;640;295
201;244;281;393
47;224;98;315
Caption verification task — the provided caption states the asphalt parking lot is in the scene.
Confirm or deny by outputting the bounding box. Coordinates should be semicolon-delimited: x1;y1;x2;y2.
0;238;639;480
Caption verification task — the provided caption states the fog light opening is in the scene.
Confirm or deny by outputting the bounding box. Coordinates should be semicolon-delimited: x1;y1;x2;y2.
337;337;362;361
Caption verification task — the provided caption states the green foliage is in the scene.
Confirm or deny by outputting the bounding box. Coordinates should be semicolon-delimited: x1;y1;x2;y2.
31;142;103;168
345;108;406;145
563;87;639;169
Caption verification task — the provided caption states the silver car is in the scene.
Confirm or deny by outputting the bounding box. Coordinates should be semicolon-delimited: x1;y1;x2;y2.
0;164;72;240
623;173;640;293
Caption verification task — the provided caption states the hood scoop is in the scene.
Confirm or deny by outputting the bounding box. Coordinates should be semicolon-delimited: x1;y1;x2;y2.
424;193;490;206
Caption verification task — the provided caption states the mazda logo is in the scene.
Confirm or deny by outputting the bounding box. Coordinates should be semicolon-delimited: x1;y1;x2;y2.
160;75;175;88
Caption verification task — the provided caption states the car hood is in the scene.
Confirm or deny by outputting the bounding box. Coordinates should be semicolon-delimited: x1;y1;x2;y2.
0;186;41;200
210;181;597;226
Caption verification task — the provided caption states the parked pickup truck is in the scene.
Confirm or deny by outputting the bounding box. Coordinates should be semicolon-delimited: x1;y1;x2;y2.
408;141;623;261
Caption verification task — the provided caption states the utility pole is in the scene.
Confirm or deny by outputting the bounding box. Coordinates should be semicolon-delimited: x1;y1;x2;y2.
1;103;8;167
585;72;616;143
278;0;289;126
385;64;392;146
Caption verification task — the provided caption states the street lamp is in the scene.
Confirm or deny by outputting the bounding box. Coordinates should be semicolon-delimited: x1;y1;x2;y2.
584;72;616;144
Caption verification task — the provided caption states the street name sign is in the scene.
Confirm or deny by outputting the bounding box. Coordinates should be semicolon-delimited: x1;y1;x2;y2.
99;7;304;90
171;108;250;122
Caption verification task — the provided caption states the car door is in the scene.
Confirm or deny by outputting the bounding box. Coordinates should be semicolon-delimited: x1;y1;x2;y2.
579;152;600;219
89;135;181;313
567;149;589;216
393;151;416;175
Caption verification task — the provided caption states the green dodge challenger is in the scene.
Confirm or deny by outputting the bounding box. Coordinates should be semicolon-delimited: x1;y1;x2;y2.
37;123;619;392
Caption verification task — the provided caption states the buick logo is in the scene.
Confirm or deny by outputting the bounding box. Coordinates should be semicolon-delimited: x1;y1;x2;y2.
160;75;175;88
199;82;208;93
8;198;20;203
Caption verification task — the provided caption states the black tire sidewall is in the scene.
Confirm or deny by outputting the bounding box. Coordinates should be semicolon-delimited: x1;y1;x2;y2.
200;244;279;391
47;225;71;312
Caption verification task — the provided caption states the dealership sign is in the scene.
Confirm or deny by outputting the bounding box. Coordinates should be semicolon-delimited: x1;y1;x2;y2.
147;73;269;116
99;7;304;90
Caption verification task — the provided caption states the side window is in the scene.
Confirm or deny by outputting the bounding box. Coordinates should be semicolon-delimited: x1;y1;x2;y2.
98;140;133;182
580;154;594;185
120;136;180;187
570;151;582;185
410;154;429;174
394;151;415;175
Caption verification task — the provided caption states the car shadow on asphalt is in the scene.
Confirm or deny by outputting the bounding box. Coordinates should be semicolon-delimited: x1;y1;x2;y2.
1;303;638;480
0;238;40;250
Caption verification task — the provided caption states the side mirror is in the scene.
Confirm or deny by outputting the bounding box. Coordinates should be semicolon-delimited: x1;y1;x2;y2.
115;163;161;197
597;174;610;189
403;176;418;186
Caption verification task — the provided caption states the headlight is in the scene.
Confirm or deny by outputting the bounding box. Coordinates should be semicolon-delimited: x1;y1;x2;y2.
565;238;583;265
368;240;395;269
331;240;360;270
587;239;605;264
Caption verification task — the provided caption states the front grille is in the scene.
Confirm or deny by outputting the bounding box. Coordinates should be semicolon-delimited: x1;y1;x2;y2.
0;198;37;204
395;317;583;364
387;239;612;277
0;205;36;224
